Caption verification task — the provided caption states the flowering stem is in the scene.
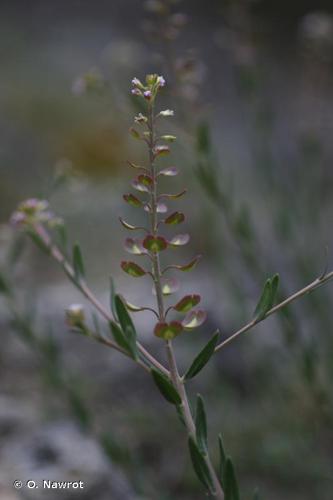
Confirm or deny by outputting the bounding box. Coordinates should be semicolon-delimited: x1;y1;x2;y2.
32;224;170;377
215;269;333;352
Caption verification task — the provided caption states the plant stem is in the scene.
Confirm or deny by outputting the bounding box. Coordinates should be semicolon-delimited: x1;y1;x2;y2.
32;224;170;377
147;102;224;499
215;269;333;352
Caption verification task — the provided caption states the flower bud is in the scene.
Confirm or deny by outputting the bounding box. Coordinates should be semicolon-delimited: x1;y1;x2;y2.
66;304;85;328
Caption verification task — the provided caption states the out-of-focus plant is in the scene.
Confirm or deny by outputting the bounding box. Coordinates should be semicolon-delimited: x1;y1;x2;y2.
9;74;333;499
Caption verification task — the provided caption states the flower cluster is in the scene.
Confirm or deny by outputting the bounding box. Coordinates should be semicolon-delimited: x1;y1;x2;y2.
10;198;62;228
121;74;206;340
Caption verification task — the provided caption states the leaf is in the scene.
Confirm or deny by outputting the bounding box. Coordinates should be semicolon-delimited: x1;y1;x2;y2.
182;309;207;330
169;234;190;246
197;122;210;155
195;395;208;454
113;295;138;360
184;332;219;380
154;321;183;340
121;261;146;277
109;321;138;360
123;193;142;208
166;255;202;272
174;294;201;313
218;433;227;486
223;458;240;500
143;235;168;253
154;278;179;296
253;273;279;321
165;211;185;225
151;369;181;405
72;243;85;281
188;437;215;494
109;277;118;321
124;238;146;255
158;167;178;177
159;189;187;200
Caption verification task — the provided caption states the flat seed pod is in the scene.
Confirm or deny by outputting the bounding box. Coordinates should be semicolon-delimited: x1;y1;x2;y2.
124;238;146;255
173;294;201;313
154;145;170;157
138;174;153;187
121;261;146;277
158;167;178;177
165;211;185;225
153;278;179;296
143;235;168;253
132;179;149;193
182;309;207;330
154;321;183;340
169;234;190;246
123;194;142;208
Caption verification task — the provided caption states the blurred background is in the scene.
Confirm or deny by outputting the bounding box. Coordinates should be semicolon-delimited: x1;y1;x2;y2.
0;1;333;499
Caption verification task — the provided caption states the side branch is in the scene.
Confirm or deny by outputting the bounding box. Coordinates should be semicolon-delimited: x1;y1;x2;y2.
215;270;333;352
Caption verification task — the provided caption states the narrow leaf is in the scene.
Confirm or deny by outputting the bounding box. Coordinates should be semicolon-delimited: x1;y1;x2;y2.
253;279;272;321
151;369;181;405
188;437;215;494
72;243;85;281
196;395;208;454
109;321;138;360
224;458;240;500
184;332;219;380
114;295;138;360
182;309;207;330
109;277;118;321
270;273;279;308
121;261;146;277
218;434;227;486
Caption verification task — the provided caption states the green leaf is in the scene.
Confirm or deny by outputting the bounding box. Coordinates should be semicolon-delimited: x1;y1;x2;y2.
142;235;168;253
121;261;146;277
113;295;138;360
72;243;85;281
164;211;185;225
182;309;207;330
154;321;183;340
253;273;279;321
224;458;240;500
188;437;215;494
218;433;227;486
195;395;208;454
197;122;210;155
174;295;201;313
151;369;181;405
184;332;219;380
109;320;138;360
109;277;118;321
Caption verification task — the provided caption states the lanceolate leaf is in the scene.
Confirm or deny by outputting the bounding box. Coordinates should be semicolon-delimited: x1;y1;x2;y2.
109;321;138;360
218;434;227;486
143;235;168;253
223;458;240;500
154;321;183;340
158;167;178;177
124;238;147;255
165;211;185;225
253;273;279;321
169;234;190;247
109;277;118;321
182;309;207;330
188;437;215;494
113;295;138;360
72;243;85;281
151;369;181;405
121;261;146;277
123;193;142;208
184;332;219;380
195;395;208;454
173;294;201;313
